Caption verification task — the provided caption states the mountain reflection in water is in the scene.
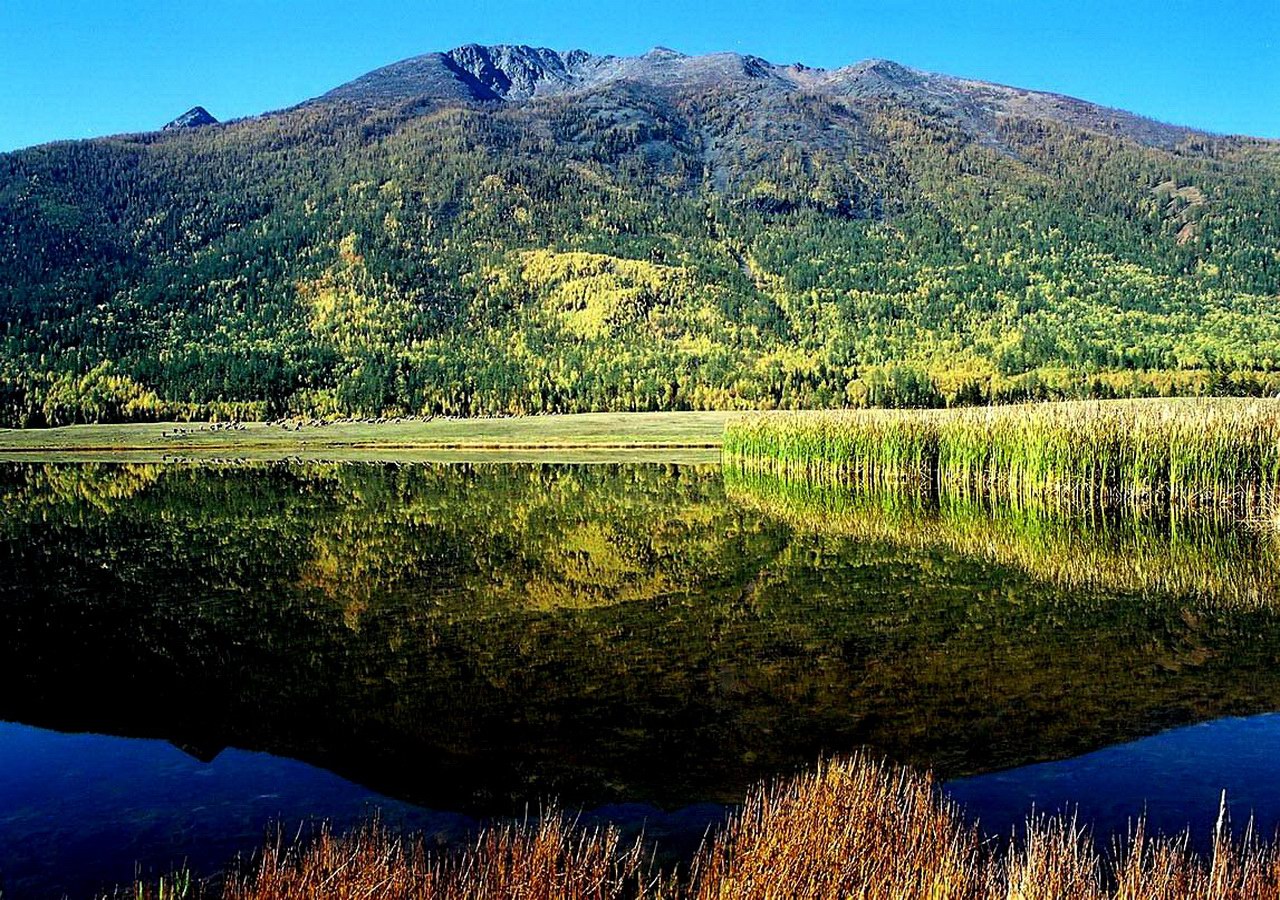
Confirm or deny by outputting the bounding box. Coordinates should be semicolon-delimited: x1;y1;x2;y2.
2;461;1279;894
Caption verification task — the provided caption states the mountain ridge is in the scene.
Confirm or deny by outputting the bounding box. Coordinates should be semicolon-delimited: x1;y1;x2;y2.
306;44;1225;151
1;42;1278;426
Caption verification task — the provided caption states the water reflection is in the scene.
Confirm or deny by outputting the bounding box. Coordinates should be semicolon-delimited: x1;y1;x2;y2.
2;461;1280;891
0;720;722;899
947;713;1280;850
725;465;1280;609
0;721;449;899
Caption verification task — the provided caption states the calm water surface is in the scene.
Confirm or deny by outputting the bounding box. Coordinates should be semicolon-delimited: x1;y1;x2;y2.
2;461;1279;896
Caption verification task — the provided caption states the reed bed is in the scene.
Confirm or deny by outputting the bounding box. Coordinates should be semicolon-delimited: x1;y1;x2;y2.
723;399;1280;505
124;755;1280;900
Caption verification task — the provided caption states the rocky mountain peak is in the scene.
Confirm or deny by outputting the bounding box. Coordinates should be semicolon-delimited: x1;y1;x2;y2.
443;44;592;99
163;106;217;130
857;58;921;82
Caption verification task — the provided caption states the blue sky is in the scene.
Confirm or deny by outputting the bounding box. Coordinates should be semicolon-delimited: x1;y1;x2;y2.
1;0;1276;152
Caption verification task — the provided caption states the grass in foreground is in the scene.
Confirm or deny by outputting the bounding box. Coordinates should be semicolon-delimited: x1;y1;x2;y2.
724;399;1280;505
127;756;1280;900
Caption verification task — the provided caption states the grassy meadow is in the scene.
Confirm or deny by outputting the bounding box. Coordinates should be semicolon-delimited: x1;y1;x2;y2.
724;398;1280;505
0;411;732;456
128;754;1280;900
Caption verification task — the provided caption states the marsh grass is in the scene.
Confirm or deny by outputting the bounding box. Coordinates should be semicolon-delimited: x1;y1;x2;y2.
123;756;1280;900
127;814;656;900
681;758;983;899
232;814;655;900
723;399;1280;505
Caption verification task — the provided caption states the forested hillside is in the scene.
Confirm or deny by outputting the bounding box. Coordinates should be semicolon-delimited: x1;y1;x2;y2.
2;44;1278;425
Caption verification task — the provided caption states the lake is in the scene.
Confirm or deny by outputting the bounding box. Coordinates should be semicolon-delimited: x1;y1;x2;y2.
2;460;1279;897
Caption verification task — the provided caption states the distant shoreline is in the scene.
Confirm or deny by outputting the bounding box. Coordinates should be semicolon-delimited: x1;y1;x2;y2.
0;411;734;458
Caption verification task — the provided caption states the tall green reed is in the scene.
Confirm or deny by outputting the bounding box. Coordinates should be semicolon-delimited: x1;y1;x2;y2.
723;399;1280;506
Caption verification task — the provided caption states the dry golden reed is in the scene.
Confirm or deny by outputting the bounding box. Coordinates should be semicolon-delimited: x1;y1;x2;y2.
681;758;983;900
223;815;652;900
125;755;1280;900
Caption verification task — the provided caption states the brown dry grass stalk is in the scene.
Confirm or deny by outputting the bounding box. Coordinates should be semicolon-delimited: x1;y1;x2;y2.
126;756;1280;900
216;814;654;900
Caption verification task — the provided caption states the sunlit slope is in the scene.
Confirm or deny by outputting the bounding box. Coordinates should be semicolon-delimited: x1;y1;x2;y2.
3;45;1279;425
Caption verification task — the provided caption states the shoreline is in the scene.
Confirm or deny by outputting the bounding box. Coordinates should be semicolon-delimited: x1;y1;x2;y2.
0;411;736;456
0;447;723;465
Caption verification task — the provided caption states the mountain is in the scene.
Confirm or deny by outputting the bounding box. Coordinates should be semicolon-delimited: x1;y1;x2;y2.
163;106;218;130
321;45;1199;149
1;44;1278;425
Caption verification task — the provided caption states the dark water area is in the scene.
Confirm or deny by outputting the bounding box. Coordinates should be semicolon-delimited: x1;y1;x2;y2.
0;722;452;899
0;720;722;899
2;460;1279;896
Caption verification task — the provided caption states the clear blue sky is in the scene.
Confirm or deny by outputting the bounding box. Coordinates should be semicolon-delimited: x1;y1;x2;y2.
1;0;1276;152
